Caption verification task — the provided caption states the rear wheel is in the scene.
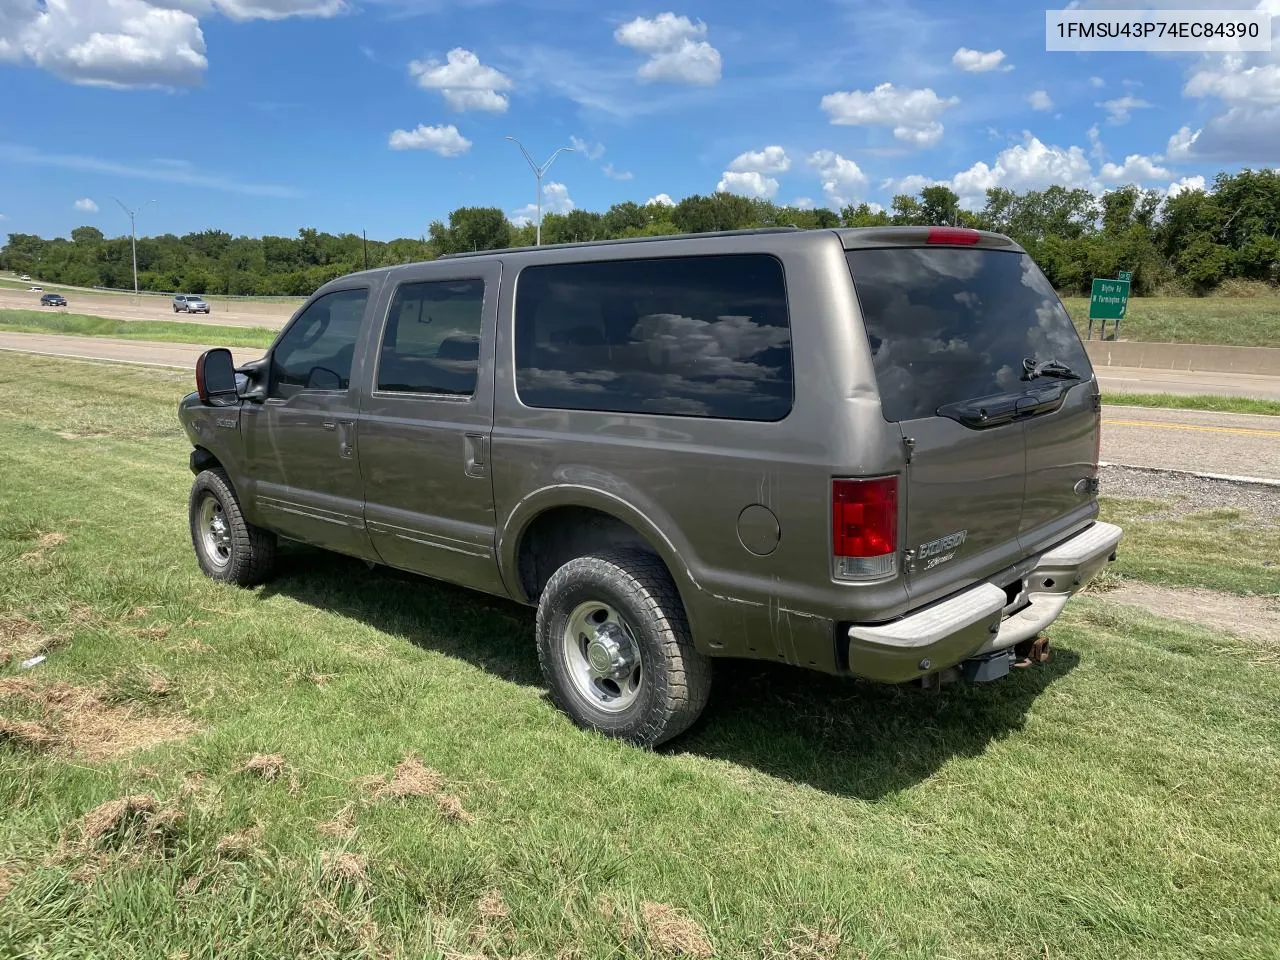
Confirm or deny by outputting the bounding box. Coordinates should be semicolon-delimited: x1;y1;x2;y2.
536;550;711;748
188;468;276;586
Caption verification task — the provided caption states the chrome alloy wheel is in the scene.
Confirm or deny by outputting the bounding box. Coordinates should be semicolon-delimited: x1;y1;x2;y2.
199;494;232;568
561;601;644;713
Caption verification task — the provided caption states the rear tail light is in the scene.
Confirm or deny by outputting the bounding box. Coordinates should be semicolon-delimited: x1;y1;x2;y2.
926;227;980;245
832;476;898;581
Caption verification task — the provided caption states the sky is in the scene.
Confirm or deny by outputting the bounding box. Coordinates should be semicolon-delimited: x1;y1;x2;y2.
0;0;1277;241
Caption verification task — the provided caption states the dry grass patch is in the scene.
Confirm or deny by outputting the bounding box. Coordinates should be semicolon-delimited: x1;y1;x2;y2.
0;614;51;664
359;753;474;823
316;804;357;840
214;825;264;859
637;901;714;959
468;888;513;948
767;921;843;960
0;864;19;899
318;850;369;887
72;794;184;851
16;531;67;566
241;753;287;781
0;717;59;750
0;676;197;761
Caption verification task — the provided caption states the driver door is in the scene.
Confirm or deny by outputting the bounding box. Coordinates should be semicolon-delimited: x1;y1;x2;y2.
241;282;380;560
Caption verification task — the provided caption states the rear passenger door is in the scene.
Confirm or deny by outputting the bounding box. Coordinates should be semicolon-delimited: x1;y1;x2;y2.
357;261;507;596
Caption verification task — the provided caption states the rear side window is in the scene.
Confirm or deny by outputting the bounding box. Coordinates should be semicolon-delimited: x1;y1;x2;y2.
377;279;485;396
514;254;792;421
270;287;369;399
846;248;1093;422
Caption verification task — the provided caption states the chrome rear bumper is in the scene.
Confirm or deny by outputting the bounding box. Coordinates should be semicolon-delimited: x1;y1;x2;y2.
846;521;1123;682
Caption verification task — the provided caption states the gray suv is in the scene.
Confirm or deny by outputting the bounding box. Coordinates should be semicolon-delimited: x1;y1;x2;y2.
178;226;1122;746
174;294;210;314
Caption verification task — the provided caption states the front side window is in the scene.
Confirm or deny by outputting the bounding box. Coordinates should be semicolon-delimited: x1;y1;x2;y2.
269;287;369;399
513;254;793;421
377;279;485;396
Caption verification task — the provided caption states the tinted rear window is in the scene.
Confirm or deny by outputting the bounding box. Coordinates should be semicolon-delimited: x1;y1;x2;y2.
514;254;792;421
846;248;1092;422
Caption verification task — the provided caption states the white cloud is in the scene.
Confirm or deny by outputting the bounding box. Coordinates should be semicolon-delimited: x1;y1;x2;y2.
0;0;344;87
716;170;779;199
820;83;958;148
568;136;605;161
646;193;675;207
1166;175;1206;199
727;145;790;175
614;12;721;85
510;180;574;225
1100;95;1152;124
603;163;633;180
167;0;346;19
0;213;9;220
952;47;1010;73
1099;154;1171;183
1090;75;1105;88
1028;89;1053;111
1185;56;1280;105
2;0;208;88
881;174;933;196
1087;123;1104;161
947;133;1094;207
809;149;868;207
1166;125;1201;160
0;143;300;197
409;48;513;112
791;197;814;209
387;123;471;156
73;197;98;212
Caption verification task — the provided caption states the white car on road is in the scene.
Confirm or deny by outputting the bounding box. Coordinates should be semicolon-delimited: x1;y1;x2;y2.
173;294;211;314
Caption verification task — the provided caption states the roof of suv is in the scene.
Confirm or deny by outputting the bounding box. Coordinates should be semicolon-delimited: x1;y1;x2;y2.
322;225;1025;294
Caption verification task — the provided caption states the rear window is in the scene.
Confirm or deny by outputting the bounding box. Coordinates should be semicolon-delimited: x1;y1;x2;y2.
846;248;1092;422
514;254;793;421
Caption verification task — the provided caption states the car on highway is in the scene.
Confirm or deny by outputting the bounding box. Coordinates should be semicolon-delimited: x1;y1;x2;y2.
39;293;67;307
19;274;31;282
174;294;211;314
178;225;1122;747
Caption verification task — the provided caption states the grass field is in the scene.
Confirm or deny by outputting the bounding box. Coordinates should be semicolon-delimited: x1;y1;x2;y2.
1062;295;1280;348
0;310;277;350
1102;393;1280;416
1;355;1279;958
0;274;303;305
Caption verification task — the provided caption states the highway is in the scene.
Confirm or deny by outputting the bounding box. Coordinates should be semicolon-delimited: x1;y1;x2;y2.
1;331;1275;481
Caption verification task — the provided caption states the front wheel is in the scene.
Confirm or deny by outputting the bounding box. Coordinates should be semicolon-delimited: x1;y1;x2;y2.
536;550;711;748
188;468;277;586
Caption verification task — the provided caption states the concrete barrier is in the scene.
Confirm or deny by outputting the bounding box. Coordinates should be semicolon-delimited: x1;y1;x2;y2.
1084;340;1280;376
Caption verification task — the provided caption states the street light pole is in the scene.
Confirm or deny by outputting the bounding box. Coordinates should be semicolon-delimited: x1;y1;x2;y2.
110;197;156;296
505;136;575;246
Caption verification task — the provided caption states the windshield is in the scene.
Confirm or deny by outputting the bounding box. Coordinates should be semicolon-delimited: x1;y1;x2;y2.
846;247;1092;422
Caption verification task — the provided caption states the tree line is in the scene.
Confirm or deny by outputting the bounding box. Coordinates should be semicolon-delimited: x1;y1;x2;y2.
3;168;1277;298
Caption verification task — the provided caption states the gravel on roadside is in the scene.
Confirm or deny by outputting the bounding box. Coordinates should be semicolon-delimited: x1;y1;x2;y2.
1100;464;1280;521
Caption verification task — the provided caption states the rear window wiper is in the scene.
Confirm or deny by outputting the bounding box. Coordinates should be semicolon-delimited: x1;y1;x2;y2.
1022;357;1082;382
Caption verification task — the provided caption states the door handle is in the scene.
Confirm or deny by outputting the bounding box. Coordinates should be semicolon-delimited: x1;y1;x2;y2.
464;433;488;479
337;420;355;459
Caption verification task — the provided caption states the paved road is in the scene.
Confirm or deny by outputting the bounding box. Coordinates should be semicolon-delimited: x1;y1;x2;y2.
2;332;1277;481
1102;405;1280;481
0;288;292;329
1095;365;1280;400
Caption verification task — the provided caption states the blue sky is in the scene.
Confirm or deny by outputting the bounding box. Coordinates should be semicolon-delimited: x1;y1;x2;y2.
1;0;1276;241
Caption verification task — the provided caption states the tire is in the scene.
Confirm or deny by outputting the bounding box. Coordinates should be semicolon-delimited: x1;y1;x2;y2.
188;468;277;586
536;549;711;748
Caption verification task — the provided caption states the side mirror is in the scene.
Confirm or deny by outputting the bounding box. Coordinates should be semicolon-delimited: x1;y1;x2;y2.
195;348;240;406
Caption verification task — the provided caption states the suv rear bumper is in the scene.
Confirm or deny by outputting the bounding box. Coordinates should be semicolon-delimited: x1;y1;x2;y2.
845;521;1123;682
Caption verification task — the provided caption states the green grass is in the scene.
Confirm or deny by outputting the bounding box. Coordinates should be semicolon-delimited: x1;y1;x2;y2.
2;354;1279;958
1098;497;1279;597
1062;295;1280;348
0;309;276;350
1102;393;1280;416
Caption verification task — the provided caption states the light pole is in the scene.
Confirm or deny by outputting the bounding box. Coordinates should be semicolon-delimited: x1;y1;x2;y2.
110;197;156;295
505;136;575;245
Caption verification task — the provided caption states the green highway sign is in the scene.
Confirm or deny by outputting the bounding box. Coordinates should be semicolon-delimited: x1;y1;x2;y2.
1117;270;1133;282
1089;277;1130;321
